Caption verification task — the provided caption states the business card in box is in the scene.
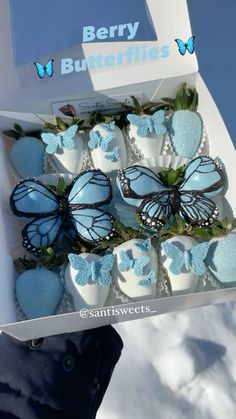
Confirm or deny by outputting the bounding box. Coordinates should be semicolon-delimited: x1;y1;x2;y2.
0;0;235;341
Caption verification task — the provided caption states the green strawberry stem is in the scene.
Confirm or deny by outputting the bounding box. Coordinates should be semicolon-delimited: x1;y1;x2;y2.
158;83;198;112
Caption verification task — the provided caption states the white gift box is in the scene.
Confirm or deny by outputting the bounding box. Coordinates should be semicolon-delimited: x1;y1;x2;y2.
0;0;235;341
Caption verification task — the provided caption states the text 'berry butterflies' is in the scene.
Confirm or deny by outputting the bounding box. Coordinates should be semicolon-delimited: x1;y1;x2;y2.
34;59;54;79
161;241;210;276
127;110;166;137
175;36;195;56
41;125;78;154
117;156;224;228
68;254;115;286
10;169;114;253
118;250;150;276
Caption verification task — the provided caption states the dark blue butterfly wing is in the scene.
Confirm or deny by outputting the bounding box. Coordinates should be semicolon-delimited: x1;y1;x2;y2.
175;39;187;56
137;191;173;227
22;215;63;253
70;208;114;243
68;169;112;207
45;59;54;77
186;36;195;54
180;156;224;198
179;192;219;225
34;62;45;79
10;179;59;219
117;165;166;207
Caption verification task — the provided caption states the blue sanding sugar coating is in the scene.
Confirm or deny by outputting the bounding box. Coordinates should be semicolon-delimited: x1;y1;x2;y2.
16;268;64;319
168;110;203;158
206;233;236;284
10;137;45;178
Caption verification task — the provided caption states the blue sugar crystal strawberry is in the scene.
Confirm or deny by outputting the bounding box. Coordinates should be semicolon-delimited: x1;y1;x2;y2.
166;84;204;158
10;136;45;178
4;124;45;178
16;268;64;319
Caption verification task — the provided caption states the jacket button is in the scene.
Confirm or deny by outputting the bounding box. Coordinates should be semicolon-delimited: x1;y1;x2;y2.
92;378;100;394
62;355;76;372
27;338;44;350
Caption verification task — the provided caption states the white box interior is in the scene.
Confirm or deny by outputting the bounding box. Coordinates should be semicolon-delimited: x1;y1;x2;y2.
0;74;236;341
0;0;235;340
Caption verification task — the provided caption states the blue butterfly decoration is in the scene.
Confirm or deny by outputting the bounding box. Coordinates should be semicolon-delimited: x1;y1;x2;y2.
41;125;78;154
34;59;54;79
88;130;113;151
118;250;150;276
175;36;195;56
137;268;157;288
68;253;115;286
10;170;114;253
127;110;166;137
100;121;116;131
135;238;152;252
161;241;210;276
105;146;120;162
117;156;224;228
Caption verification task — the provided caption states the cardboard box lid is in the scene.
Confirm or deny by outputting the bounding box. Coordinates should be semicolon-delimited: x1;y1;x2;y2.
0;0;198;114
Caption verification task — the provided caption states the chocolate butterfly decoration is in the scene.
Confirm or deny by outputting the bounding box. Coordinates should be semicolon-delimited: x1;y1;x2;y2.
10;170;114;253
161;241;210;276
88;130;113;151
127;110;166;137
117;156;224;228
137;268;157;288
135;238;152;252
118;250;150;276
105;146;120;162
41;125;78;154
68;254;115;286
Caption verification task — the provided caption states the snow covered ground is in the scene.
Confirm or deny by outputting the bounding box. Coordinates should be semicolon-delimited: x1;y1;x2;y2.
98;301;236;419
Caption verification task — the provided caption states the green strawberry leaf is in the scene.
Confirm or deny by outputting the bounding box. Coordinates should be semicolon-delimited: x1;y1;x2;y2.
2;129;20;140
14;257;37;273
211;224;224;237
231;218;236;231
14;124;25;137
221;216;229;229
131;96;143;114
173;83;199;111
192;227;212;239
159;165;185;186
56;117;67;131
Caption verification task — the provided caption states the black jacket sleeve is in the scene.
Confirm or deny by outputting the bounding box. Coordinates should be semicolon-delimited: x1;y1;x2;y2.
0;326;123;419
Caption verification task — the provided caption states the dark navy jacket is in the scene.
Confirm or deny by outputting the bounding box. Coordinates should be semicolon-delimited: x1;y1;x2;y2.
0;326;123;419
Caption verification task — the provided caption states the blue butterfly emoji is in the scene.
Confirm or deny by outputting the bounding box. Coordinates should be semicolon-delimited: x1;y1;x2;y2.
100;121;116;131
105;146;120;162
175;36;195;56
88;130;113;151
137;268;157;288
117;156;224;228
41;125;78;154
9;169;114;253
135;238;152;252
34;59;54;79
118;250;150;276
161;241;210;276
127;110;166;137
68;253;115;286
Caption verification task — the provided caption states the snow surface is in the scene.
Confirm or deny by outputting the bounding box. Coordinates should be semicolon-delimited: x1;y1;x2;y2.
97;301;236;419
